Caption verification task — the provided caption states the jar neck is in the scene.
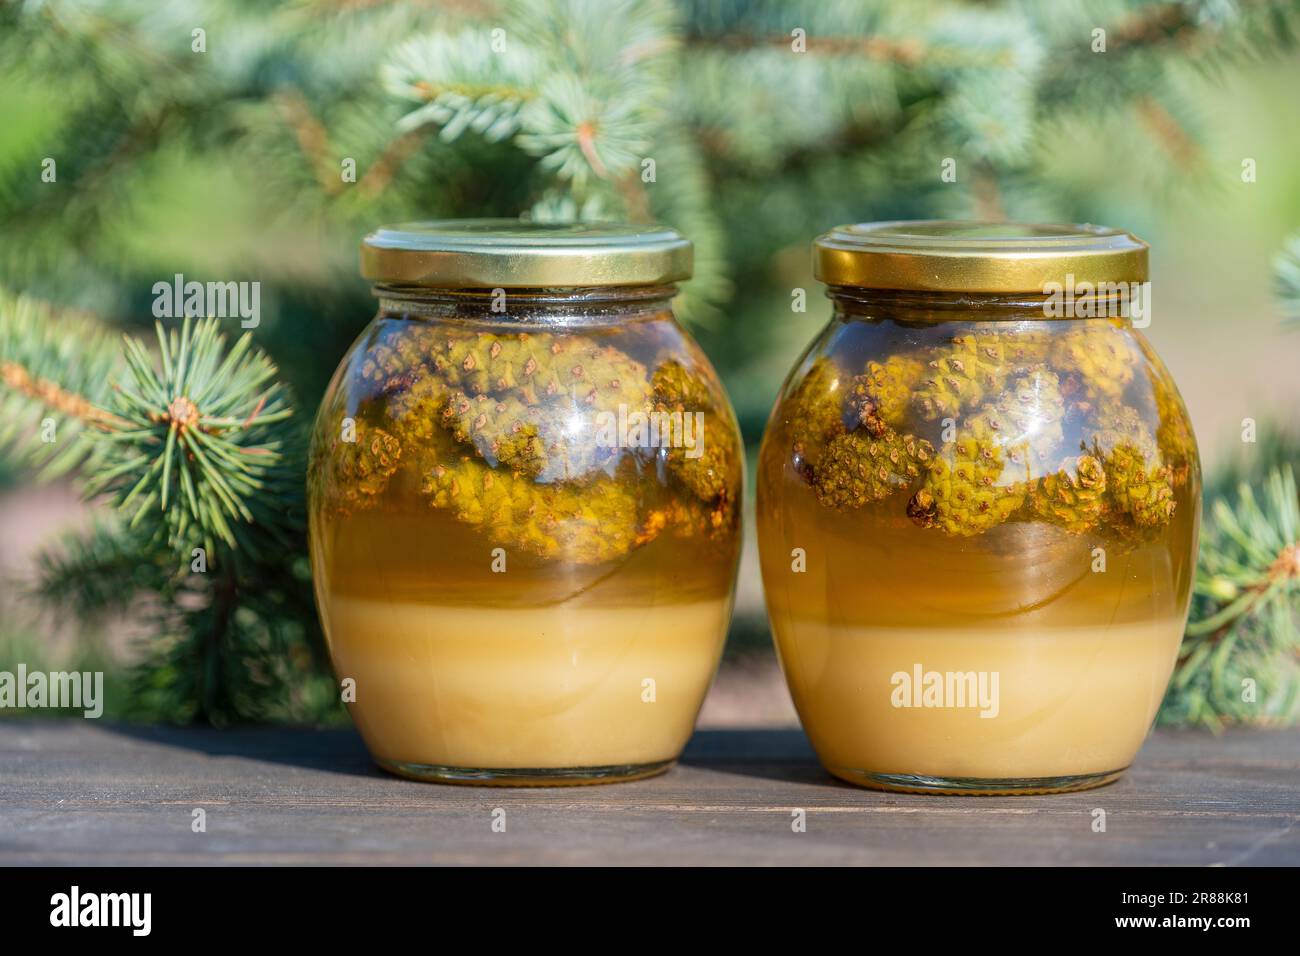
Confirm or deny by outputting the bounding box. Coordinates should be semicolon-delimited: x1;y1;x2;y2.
826;286;1143;324
373;283;678;328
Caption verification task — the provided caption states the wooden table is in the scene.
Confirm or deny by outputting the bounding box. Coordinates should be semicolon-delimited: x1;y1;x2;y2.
2;721;1297;865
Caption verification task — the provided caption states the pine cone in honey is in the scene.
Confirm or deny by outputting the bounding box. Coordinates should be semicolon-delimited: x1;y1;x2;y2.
976;367;1065;470
848;355;924;436
354;330;428;397
786;358;846;474
1101;442;1176;531
1051;324;1135;403
381;330;653;481
327;330;736;560
419;443;654;564
1082;400;1157;460
812;429;934;509
358;325;655;414
441;390;549;478
1004;330;1054;365
429;331;653;411
654;495;738;541
908;416;1028;536
310;413;403;515
651;360;737;505
1030;454;1107;534
1152;376;1196;488
384;372;448;442
913;334;1009;421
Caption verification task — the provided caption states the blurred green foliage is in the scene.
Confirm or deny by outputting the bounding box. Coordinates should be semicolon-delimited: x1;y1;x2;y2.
3;0;1297;428
1;0;1298;724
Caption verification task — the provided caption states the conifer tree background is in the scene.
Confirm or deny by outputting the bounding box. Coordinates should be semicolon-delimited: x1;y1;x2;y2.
1;0;1297;725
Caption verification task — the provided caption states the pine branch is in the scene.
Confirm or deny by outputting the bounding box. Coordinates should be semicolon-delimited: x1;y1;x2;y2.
274;89;346;197
384;15;669;186
1;292;334;725
1134;94;1205;171
124;558;337;725
515;72;657;184
637;132;731;323
79;318;303;563
0;356;126;431
383;28;543;141
1110;0;1300;61
1274;232;1300;323
693;32;925;65
0;290;125;479
31;519;165;621
1160;468;1300;729
357;126;433;199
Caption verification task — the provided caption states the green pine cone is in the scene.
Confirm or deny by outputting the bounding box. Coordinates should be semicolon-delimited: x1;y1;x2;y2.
1102;442;1177;530
651;360;736;505
812;428;934;509
355;332;426;397
420;441;653;564
1051;325;1135;403
908;415;1027;536
1152;377;1196;488
914;334;1009;421
311;414;403;515
1082;400;1158;460
1004;331;1054;365
429;331;653;410
369;324;653;407
384;371;448;442
441;389;549;478
375;329;653;480
848;355;924;436
325;332;738;560
786;357;846;473
977;367;1065;470
1030;454;1107;534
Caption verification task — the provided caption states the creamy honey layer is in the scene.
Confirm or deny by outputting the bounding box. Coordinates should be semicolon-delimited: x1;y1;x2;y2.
772;617;1184;780
324;596;731;769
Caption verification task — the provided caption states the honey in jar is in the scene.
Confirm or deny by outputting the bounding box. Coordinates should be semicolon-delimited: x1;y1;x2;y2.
758;221;1199;794
308;221;743;784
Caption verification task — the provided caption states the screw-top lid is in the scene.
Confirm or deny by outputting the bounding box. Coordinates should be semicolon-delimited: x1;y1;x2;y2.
360;219;693;288
813;220;1148;293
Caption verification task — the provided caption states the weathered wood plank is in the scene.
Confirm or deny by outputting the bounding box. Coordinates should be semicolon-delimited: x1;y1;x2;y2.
1;722;1296;865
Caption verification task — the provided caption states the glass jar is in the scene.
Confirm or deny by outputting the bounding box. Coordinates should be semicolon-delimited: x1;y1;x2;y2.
308;221;742;785
757;222;1200;794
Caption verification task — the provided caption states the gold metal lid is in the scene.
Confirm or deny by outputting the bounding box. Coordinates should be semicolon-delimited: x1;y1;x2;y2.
360;219;692;288
813;220;1148;293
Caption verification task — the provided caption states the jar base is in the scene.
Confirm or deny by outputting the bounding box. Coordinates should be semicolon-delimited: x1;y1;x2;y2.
827;766;1127;795
376;757;676;787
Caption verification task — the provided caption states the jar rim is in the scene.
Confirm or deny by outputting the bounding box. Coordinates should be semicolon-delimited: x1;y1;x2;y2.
813;220;1148;293
360;219;693;288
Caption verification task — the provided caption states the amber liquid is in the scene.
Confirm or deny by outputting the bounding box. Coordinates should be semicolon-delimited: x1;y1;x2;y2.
757;311;1200;792
309;304;742;782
